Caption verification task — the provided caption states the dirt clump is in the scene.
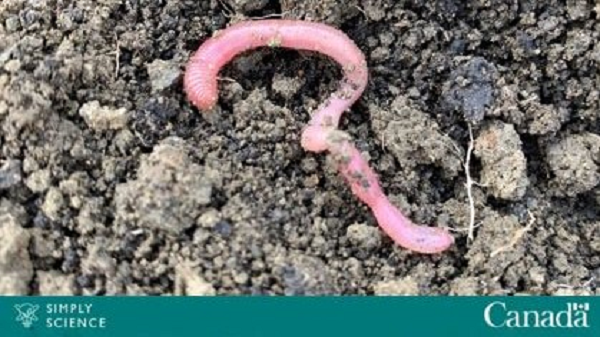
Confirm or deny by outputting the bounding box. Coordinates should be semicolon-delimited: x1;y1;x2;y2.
115;137;221;233
475;121;529;200
545;133;600;197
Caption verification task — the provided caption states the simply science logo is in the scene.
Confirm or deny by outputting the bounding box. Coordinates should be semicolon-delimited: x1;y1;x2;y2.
13;302;108;330
15;303;39;328
484;301;590;329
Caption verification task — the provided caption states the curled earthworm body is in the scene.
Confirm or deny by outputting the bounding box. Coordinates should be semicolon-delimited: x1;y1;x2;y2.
184;19;454;254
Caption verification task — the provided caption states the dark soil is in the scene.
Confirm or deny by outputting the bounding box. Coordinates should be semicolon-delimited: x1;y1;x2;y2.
1;0;598;295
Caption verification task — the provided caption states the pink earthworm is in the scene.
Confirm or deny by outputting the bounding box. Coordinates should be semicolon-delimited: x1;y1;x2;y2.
325;131;454;254
183;19;454;254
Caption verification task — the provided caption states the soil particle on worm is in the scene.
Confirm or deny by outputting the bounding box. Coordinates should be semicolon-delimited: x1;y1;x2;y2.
0;0;598;295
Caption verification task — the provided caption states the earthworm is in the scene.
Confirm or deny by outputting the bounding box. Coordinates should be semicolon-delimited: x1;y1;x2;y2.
184;19;454;254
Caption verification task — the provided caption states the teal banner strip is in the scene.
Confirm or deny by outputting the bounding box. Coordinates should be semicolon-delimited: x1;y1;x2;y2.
1;297;597;337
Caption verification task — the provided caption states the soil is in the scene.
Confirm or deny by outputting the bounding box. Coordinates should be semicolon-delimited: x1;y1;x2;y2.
0;0;598;295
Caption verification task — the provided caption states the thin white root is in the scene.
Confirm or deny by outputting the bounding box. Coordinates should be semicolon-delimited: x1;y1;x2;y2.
556;277;596;290
444;222;482;233
110;32;120;80
490;211;536;258
465;123;476;242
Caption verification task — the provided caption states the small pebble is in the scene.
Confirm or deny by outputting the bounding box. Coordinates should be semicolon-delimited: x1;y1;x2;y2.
79;101;130;130
146;59;181;93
